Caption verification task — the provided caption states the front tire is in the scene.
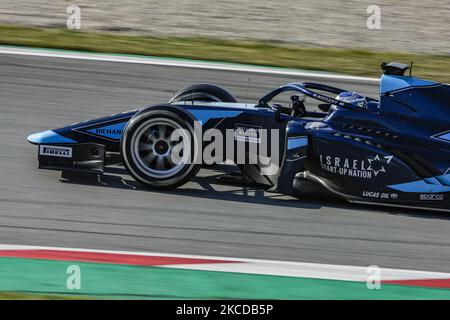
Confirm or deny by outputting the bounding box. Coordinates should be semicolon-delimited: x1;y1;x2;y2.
121;109;200;189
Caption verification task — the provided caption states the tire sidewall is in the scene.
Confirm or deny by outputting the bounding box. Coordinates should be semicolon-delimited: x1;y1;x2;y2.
169;84;237;103
121;108;200;189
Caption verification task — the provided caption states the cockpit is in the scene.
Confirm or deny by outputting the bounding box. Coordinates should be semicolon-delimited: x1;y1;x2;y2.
256;82;379;121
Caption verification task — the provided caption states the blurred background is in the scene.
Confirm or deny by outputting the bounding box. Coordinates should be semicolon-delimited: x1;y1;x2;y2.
1;1;449;81
1;0;449;53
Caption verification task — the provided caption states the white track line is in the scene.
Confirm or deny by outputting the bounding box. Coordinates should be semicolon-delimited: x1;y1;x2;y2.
166;262;450;282
0;46;379;83
0;244;448;282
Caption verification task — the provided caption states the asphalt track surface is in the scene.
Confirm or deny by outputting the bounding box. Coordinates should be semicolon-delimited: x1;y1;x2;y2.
1;52;449;273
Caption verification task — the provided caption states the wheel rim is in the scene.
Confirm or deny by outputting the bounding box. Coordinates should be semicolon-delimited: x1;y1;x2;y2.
131;118;190;179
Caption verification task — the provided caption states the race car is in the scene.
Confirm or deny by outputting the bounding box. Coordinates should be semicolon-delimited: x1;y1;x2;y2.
27;62;450;212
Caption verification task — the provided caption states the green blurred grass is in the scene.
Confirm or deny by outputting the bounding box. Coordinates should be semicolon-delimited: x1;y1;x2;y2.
0;292;84;300
0;25;449;82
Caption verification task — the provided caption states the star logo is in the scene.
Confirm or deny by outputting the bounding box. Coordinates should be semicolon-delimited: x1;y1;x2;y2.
367;154;393;176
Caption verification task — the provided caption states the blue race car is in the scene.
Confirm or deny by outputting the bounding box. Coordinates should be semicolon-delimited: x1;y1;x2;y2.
28;62;450;212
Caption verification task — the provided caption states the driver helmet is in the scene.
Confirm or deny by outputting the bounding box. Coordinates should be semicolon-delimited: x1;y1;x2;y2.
334;91;368;109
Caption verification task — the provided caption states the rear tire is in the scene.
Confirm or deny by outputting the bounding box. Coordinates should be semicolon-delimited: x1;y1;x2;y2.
169;83;237;103
121;109;201;189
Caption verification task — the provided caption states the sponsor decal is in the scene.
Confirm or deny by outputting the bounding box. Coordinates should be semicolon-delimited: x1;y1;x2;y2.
86;122;127;140
39;145;72;158
234;124;262;143
362;191;398;199
311;93;345;107
319;154;393;179
420;194;444;201
95;128;122;136
286;152;306;162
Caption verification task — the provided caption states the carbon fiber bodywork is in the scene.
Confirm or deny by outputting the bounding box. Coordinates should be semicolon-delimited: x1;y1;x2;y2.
28;71;450;211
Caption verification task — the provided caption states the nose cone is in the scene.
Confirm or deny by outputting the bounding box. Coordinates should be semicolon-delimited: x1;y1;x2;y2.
27;130;76;144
